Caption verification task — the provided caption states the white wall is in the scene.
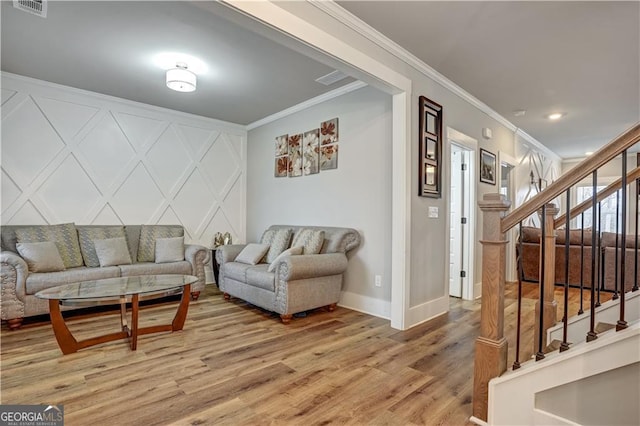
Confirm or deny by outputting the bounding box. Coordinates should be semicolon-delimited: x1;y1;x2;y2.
1;73;247;251
247;86;393;318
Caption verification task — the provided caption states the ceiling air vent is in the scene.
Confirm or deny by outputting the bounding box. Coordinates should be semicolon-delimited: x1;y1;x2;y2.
315;70;348;86
13;0;47;18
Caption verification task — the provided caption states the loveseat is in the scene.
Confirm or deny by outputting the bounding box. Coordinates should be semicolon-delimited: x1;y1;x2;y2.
216;225;361;323
1;223;209;329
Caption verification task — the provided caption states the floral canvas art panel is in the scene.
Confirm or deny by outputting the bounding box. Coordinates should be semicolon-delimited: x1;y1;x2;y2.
288;134;303;177
275;156;288;177
320;144;338;170
303;129;320;175
275;134;288;156
320;118;339;145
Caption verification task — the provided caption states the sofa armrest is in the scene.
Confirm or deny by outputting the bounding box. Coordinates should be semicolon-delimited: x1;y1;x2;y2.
277;253;348;281
1;251;28;321
184;244;210;291
216;244;247;265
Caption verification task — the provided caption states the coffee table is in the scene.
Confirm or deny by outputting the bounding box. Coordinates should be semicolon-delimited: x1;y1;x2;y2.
35;274;198;354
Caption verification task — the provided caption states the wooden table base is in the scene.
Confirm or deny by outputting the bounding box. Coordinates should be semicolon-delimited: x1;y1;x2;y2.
48;283;191;355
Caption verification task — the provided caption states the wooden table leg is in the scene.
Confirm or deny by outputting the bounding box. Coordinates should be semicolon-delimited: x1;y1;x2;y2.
120;297;130;334
172;283;191;331
48;299;79;355
131;294;139;351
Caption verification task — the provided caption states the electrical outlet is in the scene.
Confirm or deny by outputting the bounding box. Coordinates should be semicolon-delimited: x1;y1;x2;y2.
374;275;382;287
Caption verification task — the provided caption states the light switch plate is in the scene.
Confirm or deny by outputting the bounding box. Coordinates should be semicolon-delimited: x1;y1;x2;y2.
428;206;439;218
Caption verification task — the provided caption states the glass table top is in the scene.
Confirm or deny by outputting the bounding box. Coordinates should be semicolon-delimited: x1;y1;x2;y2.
35;275;198;301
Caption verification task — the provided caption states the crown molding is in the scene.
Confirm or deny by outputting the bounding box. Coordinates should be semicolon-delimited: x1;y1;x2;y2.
0;71;247;133
246;80;367;130
308;1;525;135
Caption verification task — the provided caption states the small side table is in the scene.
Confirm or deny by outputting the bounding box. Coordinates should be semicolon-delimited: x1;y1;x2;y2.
211;249;220;287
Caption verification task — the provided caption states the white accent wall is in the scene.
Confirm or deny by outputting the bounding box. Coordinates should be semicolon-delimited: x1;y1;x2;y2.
247;86;393;319
1;73;247;250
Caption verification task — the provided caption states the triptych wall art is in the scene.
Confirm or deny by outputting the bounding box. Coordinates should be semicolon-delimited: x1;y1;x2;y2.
275;118;339;178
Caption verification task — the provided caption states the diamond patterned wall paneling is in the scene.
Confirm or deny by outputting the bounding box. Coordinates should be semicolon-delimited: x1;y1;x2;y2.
0;73;247;247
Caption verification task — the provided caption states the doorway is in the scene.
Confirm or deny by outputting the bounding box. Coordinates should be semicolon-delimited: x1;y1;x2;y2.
499;152;517;282
449;142;474;299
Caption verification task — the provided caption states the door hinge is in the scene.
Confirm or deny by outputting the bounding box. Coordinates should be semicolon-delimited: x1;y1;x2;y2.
461;163;467;171
460;270;466;278
461;217;467;224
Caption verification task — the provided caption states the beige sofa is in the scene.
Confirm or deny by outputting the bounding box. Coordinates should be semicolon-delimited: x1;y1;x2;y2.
216;225;360;323
1;224;209;329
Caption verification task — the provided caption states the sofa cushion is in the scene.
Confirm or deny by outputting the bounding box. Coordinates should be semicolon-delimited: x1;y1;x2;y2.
16;241;66;273
25;266;121;295
94;237;132;267
268;246;303;272
78;226;127;267
119;261;192;277
246;264;275;291
260;228;293;263
15;223;84;268
235;243;269;265
155;237;185;263
292;229;324;255
137;225;184;262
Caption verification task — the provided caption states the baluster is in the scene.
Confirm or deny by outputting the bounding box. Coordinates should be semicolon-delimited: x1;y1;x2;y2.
579;212;585;315
536;204;547;361
617;151;628;331
634;172;639;292
587;171;598;342
560;190;571;352
513;222;524;370
613;191;620;300
596;201;602;307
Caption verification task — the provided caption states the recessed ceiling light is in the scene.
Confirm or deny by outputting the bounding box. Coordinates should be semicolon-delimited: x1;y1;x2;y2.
585;151;593;156
546;112;565;120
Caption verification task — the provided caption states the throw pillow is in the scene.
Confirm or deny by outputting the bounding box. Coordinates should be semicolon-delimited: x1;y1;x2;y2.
155;237;185;263
137;225;183;262
15;223;83;268
292;229;325;254
78;226;127;267
260;228;293;263
267;246;303;272
235;243;270;265
93;237;132;267
16;241;66;272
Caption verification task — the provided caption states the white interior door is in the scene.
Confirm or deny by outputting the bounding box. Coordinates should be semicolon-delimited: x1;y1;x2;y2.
449;148;462;297
499;152;517;283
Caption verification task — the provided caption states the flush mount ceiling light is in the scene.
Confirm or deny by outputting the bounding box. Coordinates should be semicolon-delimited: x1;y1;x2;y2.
166;62;196;92
546;112;566;120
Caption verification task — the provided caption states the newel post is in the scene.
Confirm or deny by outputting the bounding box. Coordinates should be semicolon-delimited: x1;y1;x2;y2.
473;193;511;422
534;203;559;353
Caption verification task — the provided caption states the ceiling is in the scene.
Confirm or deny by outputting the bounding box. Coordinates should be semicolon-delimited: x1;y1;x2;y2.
2;1;638;159
338;1;639;159
0;1;354;125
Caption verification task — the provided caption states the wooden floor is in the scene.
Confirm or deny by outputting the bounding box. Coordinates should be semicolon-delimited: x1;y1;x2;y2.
0;283;611;426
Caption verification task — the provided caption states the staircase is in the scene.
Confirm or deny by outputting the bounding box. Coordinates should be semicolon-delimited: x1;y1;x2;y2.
471;123;640;425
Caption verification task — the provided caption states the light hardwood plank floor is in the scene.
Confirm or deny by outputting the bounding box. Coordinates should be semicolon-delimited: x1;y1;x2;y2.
0;283;612;425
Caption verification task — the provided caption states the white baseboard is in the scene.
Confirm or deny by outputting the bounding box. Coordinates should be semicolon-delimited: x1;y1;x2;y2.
474;281;482;299
406;296;449;328
339;291;391;320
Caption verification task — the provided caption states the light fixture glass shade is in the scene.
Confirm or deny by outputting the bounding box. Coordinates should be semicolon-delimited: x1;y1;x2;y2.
166;67;196;92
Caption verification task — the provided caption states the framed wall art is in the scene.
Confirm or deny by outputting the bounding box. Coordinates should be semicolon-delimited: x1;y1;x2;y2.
480;148;497;185
418;96;443;197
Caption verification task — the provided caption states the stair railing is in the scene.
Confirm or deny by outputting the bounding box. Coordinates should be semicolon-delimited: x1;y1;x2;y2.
472;123;640;422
